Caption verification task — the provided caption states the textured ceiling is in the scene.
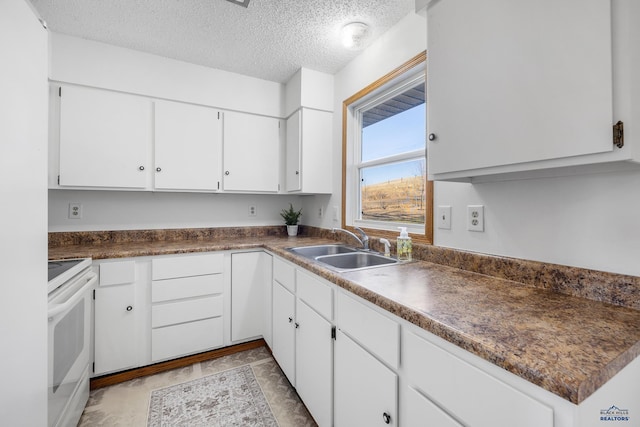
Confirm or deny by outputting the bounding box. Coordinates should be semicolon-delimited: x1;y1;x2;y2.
29;0;416;83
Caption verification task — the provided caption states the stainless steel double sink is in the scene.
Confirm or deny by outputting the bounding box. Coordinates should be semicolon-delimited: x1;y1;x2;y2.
287;244;399;272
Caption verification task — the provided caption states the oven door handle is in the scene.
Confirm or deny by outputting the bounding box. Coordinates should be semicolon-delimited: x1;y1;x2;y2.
48;273;97;320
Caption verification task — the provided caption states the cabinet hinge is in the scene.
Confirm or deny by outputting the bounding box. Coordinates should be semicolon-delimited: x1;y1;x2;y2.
331;326;336;340
58;87;61;97
613;121;624;148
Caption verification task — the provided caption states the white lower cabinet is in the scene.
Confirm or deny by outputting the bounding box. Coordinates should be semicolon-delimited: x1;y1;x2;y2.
403;329;553;427
334;329;397;426
94;259;146;375
295;299;333;427
151;253;225;362
271;257;334;427
230;251;272;343
272;280;296;383
335;291;399;426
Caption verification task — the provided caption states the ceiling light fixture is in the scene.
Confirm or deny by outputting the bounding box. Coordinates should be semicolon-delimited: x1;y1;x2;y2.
341;22;370;50
226;0;250;8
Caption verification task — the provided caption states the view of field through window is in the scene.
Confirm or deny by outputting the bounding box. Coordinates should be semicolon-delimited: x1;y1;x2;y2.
360;102;426;225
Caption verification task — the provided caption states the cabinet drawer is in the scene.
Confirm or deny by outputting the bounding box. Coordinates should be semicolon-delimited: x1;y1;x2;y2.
273;256;295;292
336;291;399;369
404;331;553;427
297;269;332;320
99;260;135;286
152;295;222;328
152;317;223;361
152;274;223;302
152;253;223;280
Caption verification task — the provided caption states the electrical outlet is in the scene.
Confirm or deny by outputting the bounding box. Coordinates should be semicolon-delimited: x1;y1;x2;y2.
318;207;324;218
467;205;484;232
248;204;257;217
68;203;82;219
437;206;451;229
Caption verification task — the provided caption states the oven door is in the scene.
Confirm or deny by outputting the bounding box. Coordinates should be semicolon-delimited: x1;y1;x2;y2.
48;270;96;427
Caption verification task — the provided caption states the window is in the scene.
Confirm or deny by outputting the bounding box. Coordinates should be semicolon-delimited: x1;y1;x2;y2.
342;52;433;243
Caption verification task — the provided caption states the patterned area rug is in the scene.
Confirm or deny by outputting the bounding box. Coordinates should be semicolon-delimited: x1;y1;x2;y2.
148;364;278;427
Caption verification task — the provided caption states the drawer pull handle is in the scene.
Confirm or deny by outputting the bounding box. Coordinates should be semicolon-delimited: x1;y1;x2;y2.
383;412;391;424
126;305;133;312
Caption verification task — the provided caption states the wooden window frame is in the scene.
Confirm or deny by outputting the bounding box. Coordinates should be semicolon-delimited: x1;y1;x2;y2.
341;51;433;244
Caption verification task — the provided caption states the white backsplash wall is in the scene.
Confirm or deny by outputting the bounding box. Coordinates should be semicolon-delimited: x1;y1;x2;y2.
434;169;640;277
49;190;303;231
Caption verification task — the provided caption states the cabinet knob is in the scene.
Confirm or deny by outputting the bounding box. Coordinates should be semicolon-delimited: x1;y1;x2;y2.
383;412;391;424
295;322;300;329
295;171;299;175
138;166;145;171
428;133;437;141
156;167;162;172
288;317;293;323
225;171;230;176
126;306;133;312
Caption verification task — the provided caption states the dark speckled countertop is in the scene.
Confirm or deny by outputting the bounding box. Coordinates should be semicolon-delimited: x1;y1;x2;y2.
49;228;640;405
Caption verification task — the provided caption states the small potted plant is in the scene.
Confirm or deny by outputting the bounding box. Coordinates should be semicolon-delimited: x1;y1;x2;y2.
280;203;302;237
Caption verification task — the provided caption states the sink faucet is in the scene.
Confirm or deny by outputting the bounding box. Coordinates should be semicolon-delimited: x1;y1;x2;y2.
332;227;369;250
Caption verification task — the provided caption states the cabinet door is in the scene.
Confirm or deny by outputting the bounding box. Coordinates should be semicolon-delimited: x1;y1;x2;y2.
285;109;333;193
334;330;397;426
285;110;302;191
427;0;613;176
231;252;270;342
154;101;222;191
296;300;333;427
223;111;280;192
94;284;139;374
272;281;296;385
59;86;151;188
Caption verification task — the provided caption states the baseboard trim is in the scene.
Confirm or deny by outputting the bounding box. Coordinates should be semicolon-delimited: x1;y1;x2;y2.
90;339;267;390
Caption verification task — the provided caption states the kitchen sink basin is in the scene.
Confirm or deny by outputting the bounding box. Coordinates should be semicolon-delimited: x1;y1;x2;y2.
315;252;399;271
288;244;358;258
287;244;400;272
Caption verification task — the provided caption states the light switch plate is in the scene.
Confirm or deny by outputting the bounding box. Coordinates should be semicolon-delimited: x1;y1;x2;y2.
437;206;451;229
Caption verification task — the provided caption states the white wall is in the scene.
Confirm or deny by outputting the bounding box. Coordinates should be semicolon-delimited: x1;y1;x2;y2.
49;190;302;231
302;12;429;234
0;0;48;425
50;33;284;117
306;9;640;277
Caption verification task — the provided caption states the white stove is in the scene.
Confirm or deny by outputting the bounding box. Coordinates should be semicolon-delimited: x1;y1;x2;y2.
47;257;95;427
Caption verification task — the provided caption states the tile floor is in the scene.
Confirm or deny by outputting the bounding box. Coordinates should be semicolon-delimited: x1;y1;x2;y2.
79;346;318;426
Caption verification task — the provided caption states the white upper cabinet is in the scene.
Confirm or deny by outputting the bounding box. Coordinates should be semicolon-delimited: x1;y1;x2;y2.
427;0;638;181
285;108;333;193
154;101;222;191
58;85;151;188
222;111;281;192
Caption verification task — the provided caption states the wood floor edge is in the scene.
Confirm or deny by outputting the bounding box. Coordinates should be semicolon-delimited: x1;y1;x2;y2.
90;339;267;390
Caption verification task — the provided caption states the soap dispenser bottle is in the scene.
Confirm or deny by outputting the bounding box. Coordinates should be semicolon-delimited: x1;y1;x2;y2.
396;227;412;261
